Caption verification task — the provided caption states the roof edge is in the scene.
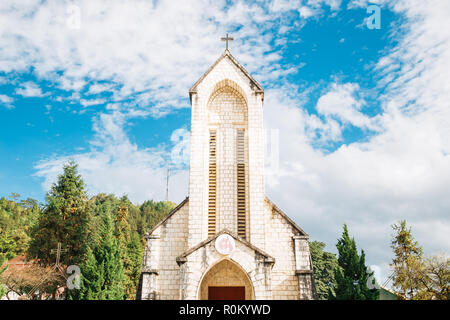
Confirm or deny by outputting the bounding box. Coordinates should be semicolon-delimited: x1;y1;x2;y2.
146;197;189;236
265;196;309;237
176;228;275;262
189;49;264;95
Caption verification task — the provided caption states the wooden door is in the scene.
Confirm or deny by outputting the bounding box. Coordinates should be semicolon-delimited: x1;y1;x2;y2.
208;286;245;300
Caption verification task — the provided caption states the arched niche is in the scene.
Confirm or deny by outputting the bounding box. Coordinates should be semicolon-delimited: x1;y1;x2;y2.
198;258;254;300
207;79;248;125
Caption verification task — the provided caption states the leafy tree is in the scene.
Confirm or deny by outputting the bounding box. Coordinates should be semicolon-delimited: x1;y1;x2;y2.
390;220;423;299
69;208;125;300
134;200;176;236
28;160;90;267
391;220;449;300
114;199;134;298
410;254;449;300
0;253;7;298
124;233;144;299
0;195;40;259
115;199;131;242
329;224;379;300
1;161;175;299
309;241;338;300
0;195;40;299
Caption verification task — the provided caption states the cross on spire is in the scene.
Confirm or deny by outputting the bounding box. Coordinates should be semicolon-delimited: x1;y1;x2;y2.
221;33;234;50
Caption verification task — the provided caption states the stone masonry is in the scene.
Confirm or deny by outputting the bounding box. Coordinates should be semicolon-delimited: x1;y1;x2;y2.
138;49;316;300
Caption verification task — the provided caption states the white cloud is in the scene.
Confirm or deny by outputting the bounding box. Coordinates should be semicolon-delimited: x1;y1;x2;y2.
0;94;14;108
0;0;312;114
2;0;448;287
315;83;375;131
80;98;106;107
87;83;114;95
264;0;450;286
34;109;190;204
15;81;45;97
347;0;387;10
299;6;317;19
308;0;342;11
0;94;13;104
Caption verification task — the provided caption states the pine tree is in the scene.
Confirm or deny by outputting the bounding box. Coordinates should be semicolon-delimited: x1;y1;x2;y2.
309;241;338;300
28;160;90;267
70;209;125;300
114;200;134;299
330;224;379;300
124;233;144;299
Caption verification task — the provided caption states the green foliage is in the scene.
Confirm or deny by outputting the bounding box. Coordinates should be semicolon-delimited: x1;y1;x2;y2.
28;160;90;267
329;224;379;300
407;254;450;300
0;253;7;298
0;195;40;259
124;233;144;299
133;200;176;237
309;241;338;300
390;220;423;299
69;209;125;300
2;160;177;300
0;195;40;298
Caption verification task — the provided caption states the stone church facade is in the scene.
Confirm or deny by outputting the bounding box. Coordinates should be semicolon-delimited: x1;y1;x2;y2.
138;49;316;300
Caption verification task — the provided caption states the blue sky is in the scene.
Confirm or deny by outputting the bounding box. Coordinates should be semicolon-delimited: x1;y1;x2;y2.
0;0;394;201
0;0;449;285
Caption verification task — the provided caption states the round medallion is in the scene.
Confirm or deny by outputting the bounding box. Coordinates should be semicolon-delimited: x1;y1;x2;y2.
215;234;235;255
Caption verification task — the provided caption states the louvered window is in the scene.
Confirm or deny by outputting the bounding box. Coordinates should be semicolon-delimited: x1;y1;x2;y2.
208;130;217;237
236;129;246;239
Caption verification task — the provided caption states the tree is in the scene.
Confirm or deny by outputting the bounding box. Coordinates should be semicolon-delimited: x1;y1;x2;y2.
0;259;64;300
28;160;90;267
69;209;125;300
329;224;379;300
0;253;7;298
309;241;338;300
390;220;423;299
0;195;40;259
411;254;449;300
114;199;143;299
135;200;176;236
0;195;41;299
124;233;144;299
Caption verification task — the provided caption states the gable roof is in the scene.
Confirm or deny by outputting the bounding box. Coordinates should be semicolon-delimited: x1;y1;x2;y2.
146;197;189;236
189;49;264;98
147;196;309;239
176;229;274;264
265;197;309;237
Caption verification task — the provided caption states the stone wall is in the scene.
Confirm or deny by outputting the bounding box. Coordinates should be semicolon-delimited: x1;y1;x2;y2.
140;51;315;301
140;200;189;300
207;85;248;236
178;234;274;300
264;199;302;299
188;52;265;249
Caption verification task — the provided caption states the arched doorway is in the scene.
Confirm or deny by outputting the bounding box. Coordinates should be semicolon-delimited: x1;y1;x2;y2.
198;259;254;300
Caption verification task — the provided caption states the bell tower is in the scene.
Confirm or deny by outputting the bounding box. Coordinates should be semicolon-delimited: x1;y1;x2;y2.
139;38;315;301
187;48;265;249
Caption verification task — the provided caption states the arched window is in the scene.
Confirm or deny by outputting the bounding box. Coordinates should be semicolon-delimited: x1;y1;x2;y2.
207;81;248;238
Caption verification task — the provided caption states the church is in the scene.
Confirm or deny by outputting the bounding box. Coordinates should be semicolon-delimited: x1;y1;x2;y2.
138;37;316;300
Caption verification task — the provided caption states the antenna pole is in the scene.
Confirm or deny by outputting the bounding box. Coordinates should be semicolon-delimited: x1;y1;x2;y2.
165;165;170;201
